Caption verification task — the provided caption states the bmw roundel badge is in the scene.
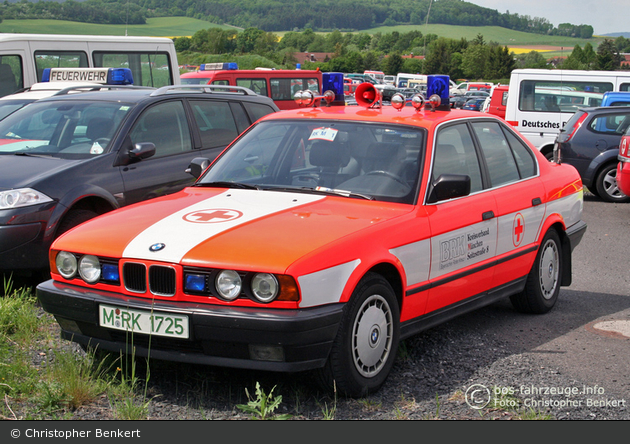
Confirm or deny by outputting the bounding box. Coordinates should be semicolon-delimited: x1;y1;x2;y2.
149;243;166;252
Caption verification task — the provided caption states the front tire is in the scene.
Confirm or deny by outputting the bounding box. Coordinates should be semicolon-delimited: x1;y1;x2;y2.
510;229;562;314
57;209;99;237
316;273;400;398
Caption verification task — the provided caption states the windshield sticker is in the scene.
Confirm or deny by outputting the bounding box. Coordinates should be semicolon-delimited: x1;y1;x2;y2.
90;141;104;155
309;127;338;142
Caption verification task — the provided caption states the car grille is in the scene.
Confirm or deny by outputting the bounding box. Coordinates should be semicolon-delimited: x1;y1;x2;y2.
123;262;176;296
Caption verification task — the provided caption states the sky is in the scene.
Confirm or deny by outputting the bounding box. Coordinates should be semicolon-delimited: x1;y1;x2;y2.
470;0;628;36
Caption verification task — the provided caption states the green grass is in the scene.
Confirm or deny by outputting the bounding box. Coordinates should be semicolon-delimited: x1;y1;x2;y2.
0;18;604;50
0;17;238;38
0;279;149;420
364;24;605;47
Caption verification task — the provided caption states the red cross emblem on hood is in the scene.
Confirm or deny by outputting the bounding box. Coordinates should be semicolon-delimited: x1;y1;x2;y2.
183;209;243;223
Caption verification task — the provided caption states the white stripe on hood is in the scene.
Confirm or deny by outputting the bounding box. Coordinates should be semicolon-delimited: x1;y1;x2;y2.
122;189;324;263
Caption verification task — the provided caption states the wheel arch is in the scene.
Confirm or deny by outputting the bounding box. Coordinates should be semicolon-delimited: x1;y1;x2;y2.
49;194;118;239
540;220;573;287
540;143;555;160
363;262;404;313
587;151;619;185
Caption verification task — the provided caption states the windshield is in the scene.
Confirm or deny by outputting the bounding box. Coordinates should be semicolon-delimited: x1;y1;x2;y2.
199;119;425;204
0;99;35;121
0;99;134;158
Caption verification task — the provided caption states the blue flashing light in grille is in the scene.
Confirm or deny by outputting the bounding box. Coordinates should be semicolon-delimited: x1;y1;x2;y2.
101;263;120;283
185;273;206;292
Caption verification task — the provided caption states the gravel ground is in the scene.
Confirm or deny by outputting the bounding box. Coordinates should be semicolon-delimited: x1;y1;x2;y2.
13;299;628;421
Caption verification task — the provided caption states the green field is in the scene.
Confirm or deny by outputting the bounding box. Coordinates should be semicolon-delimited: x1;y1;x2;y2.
0;17;239;38
0;18;603;51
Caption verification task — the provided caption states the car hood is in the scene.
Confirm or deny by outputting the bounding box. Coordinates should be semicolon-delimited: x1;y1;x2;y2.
0;154;80;190
54;187;414;273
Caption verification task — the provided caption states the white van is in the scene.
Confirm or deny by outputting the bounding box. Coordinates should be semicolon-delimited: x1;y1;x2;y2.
395;73;426;88
0;33;179;97
504;69;630;158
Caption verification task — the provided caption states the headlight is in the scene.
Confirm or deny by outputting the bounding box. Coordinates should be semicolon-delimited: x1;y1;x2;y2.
251;273;279;303
56;251;77;279
78;255;101;284
0;188;53;209
215;270;242;300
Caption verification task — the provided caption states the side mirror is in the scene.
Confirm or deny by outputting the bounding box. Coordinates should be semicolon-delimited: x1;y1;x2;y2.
129;142;156;160
428;174;471;203
186;157;211;179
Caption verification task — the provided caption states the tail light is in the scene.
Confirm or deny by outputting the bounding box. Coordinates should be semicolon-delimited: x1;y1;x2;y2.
557;112;588;143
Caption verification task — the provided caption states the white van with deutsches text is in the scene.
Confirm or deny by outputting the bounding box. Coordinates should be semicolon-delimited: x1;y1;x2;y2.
504;69;630;159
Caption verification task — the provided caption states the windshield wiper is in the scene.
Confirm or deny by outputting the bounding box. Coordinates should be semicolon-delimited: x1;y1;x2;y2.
195;181;261;190
13;151;54;158
264;185;373;200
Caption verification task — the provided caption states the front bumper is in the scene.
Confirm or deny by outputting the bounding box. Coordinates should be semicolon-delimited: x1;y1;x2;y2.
36;279;344;372
0;201;57;271
0;222;49;270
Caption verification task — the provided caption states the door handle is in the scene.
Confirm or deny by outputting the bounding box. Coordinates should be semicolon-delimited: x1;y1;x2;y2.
482;211;495;220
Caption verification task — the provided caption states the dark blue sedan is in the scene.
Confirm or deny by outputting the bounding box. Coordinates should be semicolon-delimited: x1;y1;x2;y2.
462;97;486;111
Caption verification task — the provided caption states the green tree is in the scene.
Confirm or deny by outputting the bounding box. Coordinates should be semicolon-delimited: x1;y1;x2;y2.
460;44;489;79
382;53;404;76
485;45;515;79
423;38;452;76
236;28;266;54
596;39;622;71
362;51;381;71
515;51;549;69
402;58;423;75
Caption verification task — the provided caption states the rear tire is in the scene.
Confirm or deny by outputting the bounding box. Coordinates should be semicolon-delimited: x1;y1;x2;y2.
595;163;630;203
315;273;400;398
510;229;562;314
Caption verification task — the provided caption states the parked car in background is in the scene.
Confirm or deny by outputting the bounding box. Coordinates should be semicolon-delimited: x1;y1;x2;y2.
485;84;509;119
451;81;493;96
554;106;630;202
383;75;396;85
450;90;489;109
180;63;323;110
462;97;486;111
0;68;278;277
616;125;630;196
37;76;586;398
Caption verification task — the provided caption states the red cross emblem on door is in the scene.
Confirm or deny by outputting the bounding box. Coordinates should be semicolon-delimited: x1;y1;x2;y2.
512;213;525;247
183;209;243;223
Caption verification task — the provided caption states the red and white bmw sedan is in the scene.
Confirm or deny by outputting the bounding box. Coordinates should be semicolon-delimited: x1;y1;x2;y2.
37;77;587;398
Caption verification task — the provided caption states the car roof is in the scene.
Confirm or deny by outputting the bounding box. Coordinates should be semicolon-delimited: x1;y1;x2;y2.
0;81;108;102
577;105;630;114
30;84;278;106
256;103;493;130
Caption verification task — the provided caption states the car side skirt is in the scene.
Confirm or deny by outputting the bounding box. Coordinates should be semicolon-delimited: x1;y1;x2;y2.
400;276;527;340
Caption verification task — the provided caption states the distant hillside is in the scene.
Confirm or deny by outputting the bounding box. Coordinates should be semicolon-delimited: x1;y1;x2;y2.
603;33;630;38
0;0;595;38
